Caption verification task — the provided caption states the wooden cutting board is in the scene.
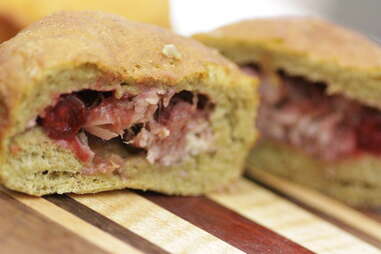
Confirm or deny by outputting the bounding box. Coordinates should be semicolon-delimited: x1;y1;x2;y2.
1;170;380;254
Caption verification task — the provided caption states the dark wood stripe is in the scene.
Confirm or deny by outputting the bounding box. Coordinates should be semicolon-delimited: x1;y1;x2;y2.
140;191;314;254
0;192;108;254
358;208;381;224
45;195;169;254
248;176;381;249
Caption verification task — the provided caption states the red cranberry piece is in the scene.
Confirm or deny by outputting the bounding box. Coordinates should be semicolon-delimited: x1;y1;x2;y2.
357;114;381;154
42;95;87;139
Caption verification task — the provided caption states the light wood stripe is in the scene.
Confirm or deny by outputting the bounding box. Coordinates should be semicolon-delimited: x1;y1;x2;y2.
71;191;244;254
252;170;381;242
208;178;381;254
2;188;140;254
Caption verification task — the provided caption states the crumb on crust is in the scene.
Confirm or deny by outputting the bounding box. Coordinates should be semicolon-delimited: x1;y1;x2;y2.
162;44;182;60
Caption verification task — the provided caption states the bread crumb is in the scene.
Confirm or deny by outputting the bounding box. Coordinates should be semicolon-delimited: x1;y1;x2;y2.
26;119;36;129
162;44;182;60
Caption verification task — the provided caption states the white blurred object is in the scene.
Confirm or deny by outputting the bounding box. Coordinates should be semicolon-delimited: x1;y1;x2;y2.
171;0;333;35
170;0;381;44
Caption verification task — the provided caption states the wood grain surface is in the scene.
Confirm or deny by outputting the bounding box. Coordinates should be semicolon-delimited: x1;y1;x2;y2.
1;174;381;254
249;170;381;247
210;178;381;254
46;195;167;254
71;191;244;254
144;192;312;254
359;208;381;224
0;192;107;254
1;187;140;254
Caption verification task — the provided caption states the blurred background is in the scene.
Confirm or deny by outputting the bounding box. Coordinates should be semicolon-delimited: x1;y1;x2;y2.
0;0;171;41
172;0;381;43
0;0;379;43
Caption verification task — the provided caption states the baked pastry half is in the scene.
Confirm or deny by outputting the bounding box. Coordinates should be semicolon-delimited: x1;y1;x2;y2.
0;11;258;196
194;17;381;206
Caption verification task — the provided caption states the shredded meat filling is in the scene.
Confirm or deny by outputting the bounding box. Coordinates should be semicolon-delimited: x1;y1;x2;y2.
242;64;381;161
40;87;213;173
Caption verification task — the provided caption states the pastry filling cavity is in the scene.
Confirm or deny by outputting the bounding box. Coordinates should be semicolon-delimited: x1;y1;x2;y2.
242;64;381;161
39;87;214;171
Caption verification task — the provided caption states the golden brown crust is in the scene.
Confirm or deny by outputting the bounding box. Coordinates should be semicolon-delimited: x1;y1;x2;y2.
0;10;234;90
195;17;381;70
195;16;381;113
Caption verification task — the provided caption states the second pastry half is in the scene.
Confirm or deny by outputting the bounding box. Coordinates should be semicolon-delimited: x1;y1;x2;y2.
194;17;381;206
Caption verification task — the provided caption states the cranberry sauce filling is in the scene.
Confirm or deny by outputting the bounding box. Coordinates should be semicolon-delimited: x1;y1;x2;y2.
39;88;213;170
43;95;87;139
242;64;381;161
